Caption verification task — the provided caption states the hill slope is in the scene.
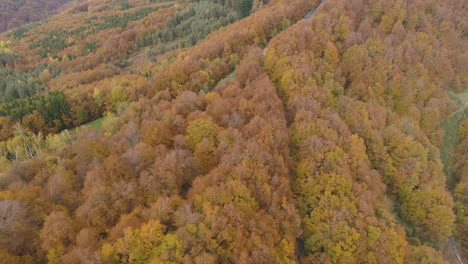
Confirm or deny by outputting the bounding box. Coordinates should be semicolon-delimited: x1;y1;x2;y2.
0;0;74;33
0;0;466;263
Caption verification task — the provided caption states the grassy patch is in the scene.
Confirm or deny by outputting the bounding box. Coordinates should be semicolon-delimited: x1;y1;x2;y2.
88;118;104;131
456;90;468;106
207;71;237;94
81;117;104;131
440;92;468;189
72;117;104;134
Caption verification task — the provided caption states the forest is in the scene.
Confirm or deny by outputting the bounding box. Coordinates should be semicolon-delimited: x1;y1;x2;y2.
0;0;73;33
0;0;466;263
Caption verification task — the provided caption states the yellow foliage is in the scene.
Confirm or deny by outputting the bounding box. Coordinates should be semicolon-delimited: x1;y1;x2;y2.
185;118;220;151
0;41;14;55
102;220;183;264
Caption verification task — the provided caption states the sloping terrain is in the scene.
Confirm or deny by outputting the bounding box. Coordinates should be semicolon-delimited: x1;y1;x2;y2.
0;0;74;33
0;0;466;263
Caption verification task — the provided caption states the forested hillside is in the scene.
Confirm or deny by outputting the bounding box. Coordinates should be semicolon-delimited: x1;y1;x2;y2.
0;0;466;263
0;0;74;33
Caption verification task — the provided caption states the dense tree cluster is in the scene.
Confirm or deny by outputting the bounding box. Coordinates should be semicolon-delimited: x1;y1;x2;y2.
94;5;172;31
0;1;185;138
452;116;468;259
0;73;150;136
0;0;321;262
28;4;173;59
0;0;465;263
265;0;465;261
0;0;312;140
0;64;59;104
0;40;17;67
137;1;240;54
195;0;254;17
0;0;72;33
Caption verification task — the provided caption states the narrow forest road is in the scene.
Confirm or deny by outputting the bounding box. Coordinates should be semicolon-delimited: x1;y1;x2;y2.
448;236;465;264
304;0;324;19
